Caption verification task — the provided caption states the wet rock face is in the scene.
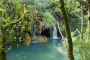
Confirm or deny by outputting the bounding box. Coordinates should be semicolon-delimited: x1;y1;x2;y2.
23;33;31;45
36;20;51;37
37;20;45;34
54;12;63;23
54;12;61;20
38;35;48;42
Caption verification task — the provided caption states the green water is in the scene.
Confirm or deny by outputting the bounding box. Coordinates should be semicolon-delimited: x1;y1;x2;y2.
6;39;68;60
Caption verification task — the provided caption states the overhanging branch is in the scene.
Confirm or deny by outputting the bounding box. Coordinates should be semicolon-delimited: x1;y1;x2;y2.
76;0;88;8
3;11;30;29
2;4;31;29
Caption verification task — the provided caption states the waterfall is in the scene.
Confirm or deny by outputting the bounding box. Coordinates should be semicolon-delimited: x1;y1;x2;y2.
32;31;37;40
31;25;38;43
52;13;60;39
53;20;58;38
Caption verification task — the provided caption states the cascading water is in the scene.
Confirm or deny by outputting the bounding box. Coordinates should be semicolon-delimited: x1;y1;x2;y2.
53;20;58;38
32;31;37;40
52;12;61;39
31;25;38;43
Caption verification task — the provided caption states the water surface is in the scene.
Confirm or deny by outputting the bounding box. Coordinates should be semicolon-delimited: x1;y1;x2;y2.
6;39;68;60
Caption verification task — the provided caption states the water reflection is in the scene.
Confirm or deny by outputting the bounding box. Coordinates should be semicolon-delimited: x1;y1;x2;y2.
6;39;68;60
53;39;57;46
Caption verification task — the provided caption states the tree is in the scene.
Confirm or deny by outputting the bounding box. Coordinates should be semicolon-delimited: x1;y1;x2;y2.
77;0;90;41
0;9;7;60
88;0;90;40
0;4;29;60
81;3;84;41
59;0;74;60
80;1;84;60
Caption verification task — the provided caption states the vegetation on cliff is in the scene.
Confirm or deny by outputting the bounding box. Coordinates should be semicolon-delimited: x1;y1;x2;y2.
0;0;90;60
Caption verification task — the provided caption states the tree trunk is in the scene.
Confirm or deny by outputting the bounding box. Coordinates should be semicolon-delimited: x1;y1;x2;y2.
88;0;90;40
0;4;28;60
81;4;84;41
0;27;7;60
59;0;74;60
80;4;84;60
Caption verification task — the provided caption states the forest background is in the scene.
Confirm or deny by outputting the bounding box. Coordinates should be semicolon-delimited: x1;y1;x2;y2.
0;0;90;60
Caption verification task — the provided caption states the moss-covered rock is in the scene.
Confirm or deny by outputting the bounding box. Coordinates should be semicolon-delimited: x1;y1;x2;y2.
38;35;48;42
23;33;31;45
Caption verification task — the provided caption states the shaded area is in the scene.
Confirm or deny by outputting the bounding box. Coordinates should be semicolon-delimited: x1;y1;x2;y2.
41;29;50;37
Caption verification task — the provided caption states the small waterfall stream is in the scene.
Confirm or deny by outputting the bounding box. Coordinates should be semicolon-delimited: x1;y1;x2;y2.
53;20;58;38
52;13;60;39
31;25;38;43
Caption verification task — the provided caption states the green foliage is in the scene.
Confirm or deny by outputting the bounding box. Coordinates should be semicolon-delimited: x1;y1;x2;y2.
0;18;2;38
53;0;84;32
0;9;7;18
71;28;90;60
0;0;42;43
0;0;89;60
9;29;14;33
84;14;88;27
42;11;55;28
73;39;90;60
19;0;54;14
